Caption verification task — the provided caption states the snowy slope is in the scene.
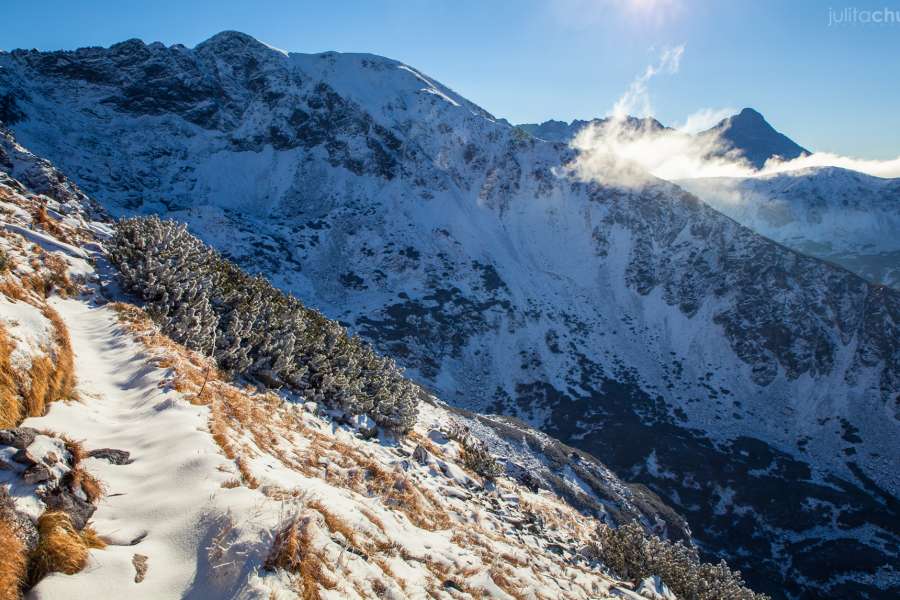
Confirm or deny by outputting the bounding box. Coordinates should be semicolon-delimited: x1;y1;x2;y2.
1;33;899;598
0;145;698;600
679;167;900;289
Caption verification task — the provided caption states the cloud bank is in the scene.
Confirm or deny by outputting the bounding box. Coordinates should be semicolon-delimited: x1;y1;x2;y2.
568;48;900;185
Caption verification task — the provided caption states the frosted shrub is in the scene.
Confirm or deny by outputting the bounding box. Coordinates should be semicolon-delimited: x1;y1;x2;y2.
110;216;418;432
443;420;503;479
591;522;769;600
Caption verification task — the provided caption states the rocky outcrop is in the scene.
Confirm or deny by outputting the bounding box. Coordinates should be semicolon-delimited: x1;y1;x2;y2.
0;428;99;530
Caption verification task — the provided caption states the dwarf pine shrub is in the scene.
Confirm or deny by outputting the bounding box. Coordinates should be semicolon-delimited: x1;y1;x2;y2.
444;420;503;479
110;216;418;431
591;521;769;600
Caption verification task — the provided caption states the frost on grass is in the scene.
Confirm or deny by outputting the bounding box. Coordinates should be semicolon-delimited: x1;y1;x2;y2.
0;180;83;428
589;521;769;600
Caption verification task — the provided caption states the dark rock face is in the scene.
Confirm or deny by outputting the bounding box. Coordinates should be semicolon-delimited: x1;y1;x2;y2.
700;108;810;169
1;34;898;599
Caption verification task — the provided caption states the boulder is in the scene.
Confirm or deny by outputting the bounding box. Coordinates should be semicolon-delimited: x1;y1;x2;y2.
0;427;38;449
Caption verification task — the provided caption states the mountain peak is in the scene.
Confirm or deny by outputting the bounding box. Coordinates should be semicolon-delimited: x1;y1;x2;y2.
194;30;286;57
703;107;809;169
735;107;765;121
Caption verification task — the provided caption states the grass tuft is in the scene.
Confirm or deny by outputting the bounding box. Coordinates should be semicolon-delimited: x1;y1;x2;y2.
0;324;23;429
0;512;26;600
264;515;336;600
29;511;89;583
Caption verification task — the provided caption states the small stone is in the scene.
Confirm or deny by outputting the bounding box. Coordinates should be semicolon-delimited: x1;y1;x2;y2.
22;463;52;484
132;554;148;583
12;448;37;466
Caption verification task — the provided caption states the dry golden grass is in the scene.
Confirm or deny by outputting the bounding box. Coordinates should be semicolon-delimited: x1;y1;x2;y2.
22;306;76;420
79;524;107;551
0;275;76;428
68;466;105;503
490;568;531;600
306;499;364;552
29;511;91;583
235;457;260;490
0;324;23;429
61;436;86;464
42;254;76;298
264;515;337;600
0;512;26;600
31;204;75;247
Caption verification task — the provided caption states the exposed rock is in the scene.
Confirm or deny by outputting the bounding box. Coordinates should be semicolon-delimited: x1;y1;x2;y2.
39;485;96;530
88;448;132;465
0;427;38;449
0;488;38;552
22;462;53;484
1;35;898;598
11;448;36;466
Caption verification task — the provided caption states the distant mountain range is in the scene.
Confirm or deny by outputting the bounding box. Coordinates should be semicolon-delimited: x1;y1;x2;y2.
518;107;809;169
681;167;900;289
1;32;898;599
520;109;900;290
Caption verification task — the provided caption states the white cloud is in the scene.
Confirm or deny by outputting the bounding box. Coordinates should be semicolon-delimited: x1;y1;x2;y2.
610;45;684;120
760;152;900;179
568;50;900;185
675;107;736;134
568;118;754;187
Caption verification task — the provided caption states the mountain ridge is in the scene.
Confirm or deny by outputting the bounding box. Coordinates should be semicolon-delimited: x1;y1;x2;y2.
518;107;809;170
1;33;898;599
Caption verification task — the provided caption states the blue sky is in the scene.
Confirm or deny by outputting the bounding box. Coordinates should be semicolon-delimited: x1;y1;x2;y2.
4;0;900;158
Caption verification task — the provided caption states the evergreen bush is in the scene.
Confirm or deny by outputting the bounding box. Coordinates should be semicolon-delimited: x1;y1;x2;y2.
110;216;418;432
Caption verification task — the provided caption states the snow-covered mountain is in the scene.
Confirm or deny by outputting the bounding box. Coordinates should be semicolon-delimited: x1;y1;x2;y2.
1;32;898;599
680;167;900;289
1;134;704;600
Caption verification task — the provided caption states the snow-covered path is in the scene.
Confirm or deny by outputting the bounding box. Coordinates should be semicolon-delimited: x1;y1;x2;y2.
25;297;259;599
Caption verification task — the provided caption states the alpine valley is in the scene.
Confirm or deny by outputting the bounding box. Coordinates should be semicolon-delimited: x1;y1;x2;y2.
1;32;898;599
